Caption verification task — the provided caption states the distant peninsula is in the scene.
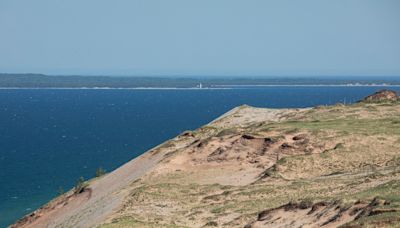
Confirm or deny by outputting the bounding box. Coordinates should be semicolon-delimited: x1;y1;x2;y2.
1;73;400;88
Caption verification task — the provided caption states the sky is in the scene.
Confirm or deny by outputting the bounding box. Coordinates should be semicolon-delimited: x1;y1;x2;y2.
0;0;399;76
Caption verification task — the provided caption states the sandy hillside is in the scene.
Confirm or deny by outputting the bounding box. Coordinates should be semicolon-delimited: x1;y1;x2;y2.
12;91;400;228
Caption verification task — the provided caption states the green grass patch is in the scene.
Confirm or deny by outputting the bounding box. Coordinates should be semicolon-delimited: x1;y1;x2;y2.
348;180;400;204
341;211;400;228
275;118;400;136
101;217;188;228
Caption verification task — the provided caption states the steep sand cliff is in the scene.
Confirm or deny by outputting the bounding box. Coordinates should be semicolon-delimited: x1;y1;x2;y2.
13;92;400;228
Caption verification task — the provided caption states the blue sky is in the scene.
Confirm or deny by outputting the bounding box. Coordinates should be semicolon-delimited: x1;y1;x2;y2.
0;0;399;76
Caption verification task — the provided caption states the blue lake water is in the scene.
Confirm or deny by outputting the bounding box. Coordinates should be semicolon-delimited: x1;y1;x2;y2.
1;86;399;227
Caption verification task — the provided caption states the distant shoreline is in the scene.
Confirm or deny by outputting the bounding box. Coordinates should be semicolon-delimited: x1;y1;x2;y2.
1;84;400;90
216;84;400;87
2;74;400;89
0;87;227;90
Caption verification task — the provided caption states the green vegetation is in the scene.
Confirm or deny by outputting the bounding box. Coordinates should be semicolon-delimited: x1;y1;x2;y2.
95;167;107;177
101;217;188;228
216;128;238;137
349;180;400;205
276;118;400;136
342;211;400;227
74;176;88;194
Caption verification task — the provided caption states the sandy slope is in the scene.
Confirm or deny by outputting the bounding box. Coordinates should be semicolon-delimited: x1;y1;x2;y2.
11;142;180;227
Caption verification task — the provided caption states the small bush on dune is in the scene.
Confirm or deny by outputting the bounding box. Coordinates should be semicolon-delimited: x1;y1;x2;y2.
334;143;344;150
74;176;88;194
95;167;106;177
299;198;314;209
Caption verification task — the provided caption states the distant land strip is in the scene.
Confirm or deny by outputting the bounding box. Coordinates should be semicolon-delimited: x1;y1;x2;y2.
1;73;400;88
